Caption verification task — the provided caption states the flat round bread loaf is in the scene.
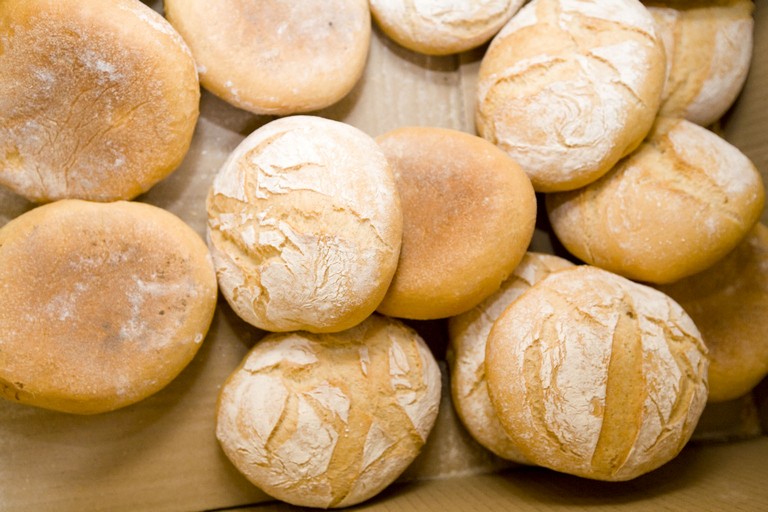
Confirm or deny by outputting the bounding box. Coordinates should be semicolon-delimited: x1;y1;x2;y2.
547;117;765;284
207;116;402;333
0;0;199;203
215;314;441;508
647;0;754;126
375;126;536;320
486;265;709;481
164;0;370;115
370;0;524;56
0;200;218;414
447;252;573;463
657;223;768;403
476;0;665;192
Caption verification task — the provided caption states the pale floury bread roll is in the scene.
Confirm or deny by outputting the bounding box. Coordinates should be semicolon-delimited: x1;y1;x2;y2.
215;314;441;508
164;0;370;115
547;118;765;284
399;362;514;481
647;0;754;127
0;200;218;414
486;266;709;481
447;252;574;463
375;126;536;320
657;223;768;403
207;116;402;333
0;0;199;203
370;0;524;56
476;0;666;192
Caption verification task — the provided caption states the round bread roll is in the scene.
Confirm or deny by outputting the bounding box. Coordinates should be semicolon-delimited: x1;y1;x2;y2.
207;116;402;333
374;126;536;320
215;314;441;508
164;0;370;115
0;200;218;415
447;252;574;463
0;0;199;203
657;223;768;403
399;362;515;481
476;0;666;192
370;0;524;56
647;0;754;127
486;265;709;481
547;117;765;284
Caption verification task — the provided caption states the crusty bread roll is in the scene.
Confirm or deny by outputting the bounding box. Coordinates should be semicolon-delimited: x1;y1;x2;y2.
647;0;754;127
399;361;514;481
207;116;402;333
476;0;666;192
0;0;199;203
657;223;768;402
0;200;217;414
215;314;441;508
164;0;370;115
370;0;524;56
547;117;765;284
375;126;536;320
447;252;574;463
486;265;709;481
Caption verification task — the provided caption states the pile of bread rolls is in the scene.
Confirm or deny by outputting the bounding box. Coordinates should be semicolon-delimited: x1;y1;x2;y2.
0;0;765;509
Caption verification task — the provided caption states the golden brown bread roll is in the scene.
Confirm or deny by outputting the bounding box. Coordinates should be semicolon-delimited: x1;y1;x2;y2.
657;223;768;402
486;265;709;481
207;116;402;333
647;0;754;126
0;0;199;203
476;0;666;192
447;252;574;463
0;200;218;414
375;126;536;320
215;314;441;508
547;117;765;284
164;0;370;115
370;0;524;56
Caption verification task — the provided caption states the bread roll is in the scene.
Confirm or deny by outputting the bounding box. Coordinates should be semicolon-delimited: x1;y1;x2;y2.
647;0;754;127
486;265;709;481
215;314;441;508
447;252;573;463
399;362;514;481
476;0;666;192
207;116;402;333
0;200;217;414
375;126;536;320
164;0;370;115
547;117;765;284
370;0;524;56
0;0;199;203
657;223;768;402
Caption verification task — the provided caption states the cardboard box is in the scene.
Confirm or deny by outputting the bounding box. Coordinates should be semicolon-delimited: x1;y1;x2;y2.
1;1;766;511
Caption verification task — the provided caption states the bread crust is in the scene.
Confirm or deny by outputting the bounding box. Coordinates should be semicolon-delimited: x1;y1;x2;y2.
657;223;768;402
0;200;218;414
547;117;765;284
647;0;754;126
370;0;524;55
476;0;665;192
375;126;536;320
447;252;573;463
215;314;441;508
485;265;709;481
207;116;402;333
165;0;370;115
0;0;199;202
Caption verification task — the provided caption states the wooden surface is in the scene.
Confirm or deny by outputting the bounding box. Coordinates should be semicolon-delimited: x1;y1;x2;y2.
0;1;766;511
